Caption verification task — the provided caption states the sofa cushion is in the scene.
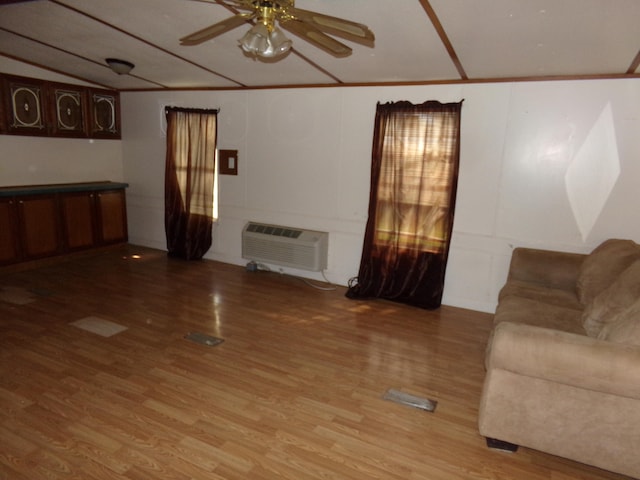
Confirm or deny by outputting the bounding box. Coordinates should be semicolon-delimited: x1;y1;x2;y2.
506;248;584;291
598;298;640;346
499;280;582;310
582;260;640;337
576;239;640;306
494;296;585;334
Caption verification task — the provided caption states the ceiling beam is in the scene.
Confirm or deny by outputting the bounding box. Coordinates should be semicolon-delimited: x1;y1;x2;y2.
418;0;467;80
627;49;640;74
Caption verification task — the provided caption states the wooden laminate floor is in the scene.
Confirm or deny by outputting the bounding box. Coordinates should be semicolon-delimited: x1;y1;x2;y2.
0;245;632;480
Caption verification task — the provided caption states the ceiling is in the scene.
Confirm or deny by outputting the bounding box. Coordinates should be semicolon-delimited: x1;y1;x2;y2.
1;0;639;91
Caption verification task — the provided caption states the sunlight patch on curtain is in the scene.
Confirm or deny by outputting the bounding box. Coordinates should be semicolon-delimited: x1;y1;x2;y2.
171;114;217;217
373;112;457;254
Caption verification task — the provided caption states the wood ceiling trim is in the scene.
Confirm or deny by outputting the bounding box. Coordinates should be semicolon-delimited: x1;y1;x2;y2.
50;0;247;87
118;71;640;93
418;0;468;80
289;49;344;84
628;49;640;74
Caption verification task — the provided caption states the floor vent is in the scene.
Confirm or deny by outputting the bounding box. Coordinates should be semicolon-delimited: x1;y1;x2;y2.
242;222;328;272
383;388;438;412
184;332;224;347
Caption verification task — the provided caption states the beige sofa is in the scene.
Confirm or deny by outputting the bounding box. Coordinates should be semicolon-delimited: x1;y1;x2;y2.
478;239;640;478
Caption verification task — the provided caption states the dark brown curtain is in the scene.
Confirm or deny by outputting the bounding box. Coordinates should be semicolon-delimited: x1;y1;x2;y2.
346;100;463;309
165;107;218;260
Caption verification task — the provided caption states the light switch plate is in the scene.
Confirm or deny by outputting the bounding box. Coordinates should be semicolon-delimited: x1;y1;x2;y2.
219;149;238;175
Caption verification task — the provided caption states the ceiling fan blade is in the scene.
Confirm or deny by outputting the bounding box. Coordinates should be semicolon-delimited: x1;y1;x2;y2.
289;7;374;47
180;13;252;45
280;19;352;57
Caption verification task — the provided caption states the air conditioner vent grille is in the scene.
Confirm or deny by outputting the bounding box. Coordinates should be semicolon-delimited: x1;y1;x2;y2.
246;222;302;239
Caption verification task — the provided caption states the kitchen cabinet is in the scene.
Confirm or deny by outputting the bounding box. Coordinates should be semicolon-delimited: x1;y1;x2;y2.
0;182;128;267
1;73;120;139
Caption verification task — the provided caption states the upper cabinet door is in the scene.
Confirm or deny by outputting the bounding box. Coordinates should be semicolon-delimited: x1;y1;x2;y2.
2;75;48;136
49;83;89;138
89;88;121;139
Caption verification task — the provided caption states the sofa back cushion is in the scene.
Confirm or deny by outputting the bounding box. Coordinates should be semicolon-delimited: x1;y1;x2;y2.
576;239;640;306
582;260;640;337
598;297;640;346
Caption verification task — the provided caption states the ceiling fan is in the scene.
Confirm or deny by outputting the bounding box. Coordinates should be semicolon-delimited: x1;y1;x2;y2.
180;0;375;59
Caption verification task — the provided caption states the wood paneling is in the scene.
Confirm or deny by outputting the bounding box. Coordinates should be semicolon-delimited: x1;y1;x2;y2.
0;245;631;480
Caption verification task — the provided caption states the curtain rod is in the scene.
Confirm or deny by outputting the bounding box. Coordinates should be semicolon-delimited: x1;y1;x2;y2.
165;106;220;114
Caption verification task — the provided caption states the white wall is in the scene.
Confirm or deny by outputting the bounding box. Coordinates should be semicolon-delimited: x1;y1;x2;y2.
120;78;639;313
6;55;637;314
0;57;124;186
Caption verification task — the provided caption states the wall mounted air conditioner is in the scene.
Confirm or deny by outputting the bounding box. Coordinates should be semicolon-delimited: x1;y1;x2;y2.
241;222;328;272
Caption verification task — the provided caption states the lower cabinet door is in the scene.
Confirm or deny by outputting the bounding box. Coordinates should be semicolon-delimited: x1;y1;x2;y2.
0;199;21;265
97;190;128;244
18;195;62;259
61;192;96;251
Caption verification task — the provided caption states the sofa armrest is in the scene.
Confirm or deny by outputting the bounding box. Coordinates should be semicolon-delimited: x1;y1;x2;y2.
487;321;640;400
507;247;585;291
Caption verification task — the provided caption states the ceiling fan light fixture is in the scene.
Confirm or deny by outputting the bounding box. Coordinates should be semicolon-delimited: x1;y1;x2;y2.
105;58;135;75
239;23;291;58
181;0;374;59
